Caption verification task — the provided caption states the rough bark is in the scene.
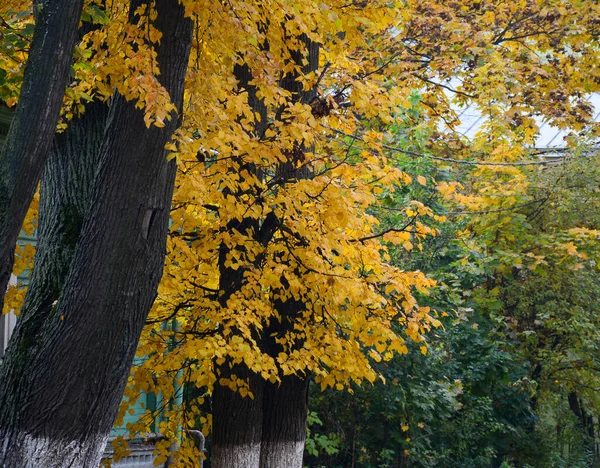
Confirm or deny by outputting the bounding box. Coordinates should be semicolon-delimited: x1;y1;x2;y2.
0;0;84;305
0;1;192;466
1;102;108;405
211;211;264;468
260;375;309;468
212;365;264;468
260;297;310;468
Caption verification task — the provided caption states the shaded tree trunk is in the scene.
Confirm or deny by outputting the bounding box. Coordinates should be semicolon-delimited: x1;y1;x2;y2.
260;298;310;468
210;54;268;468
0;101;109;466
2;102;109;399
0;0;84;305
211;31;318;468
0;1;192;466
568;391;595;444
211;220;264;468
211;198;265;468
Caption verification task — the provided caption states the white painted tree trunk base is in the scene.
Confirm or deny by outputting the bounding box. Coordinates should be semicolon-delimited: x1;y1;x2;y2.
261;440;304;468
1;430;107;468
212;443;261;468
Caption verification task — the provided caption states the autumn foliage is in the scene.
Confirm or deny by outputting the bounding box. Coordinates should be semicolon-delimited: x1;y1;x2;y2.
2;0;600;464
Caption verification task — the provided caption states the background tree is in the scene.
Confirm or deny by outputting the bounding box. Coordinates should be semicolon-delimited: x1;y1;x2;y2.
303;127;600;468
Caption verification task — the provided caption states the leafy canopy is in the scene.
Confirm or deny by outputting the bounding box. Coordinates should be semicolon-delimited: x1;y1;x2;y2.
1;0;600;463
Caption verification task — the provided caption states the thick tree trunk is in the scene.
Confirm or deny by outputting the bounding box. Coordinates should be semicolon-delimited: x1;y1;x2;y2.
2;102;108;396
0;2;192;466
211;219;264;468
210;56;267;468
211;33;318;468
0;0;84;305
259;296;310;468
0;103;108;468
257;37;318;468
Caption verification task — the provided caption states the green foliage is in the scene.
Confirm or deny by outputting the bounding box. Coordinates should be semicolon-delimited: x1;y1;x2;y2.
304;120;600;466
305;411;342;458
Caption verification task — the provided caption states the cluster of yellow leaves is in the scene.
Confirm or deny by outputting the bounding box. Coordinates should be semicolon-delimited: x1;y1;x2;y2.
63;0;175;127
118;0;446;449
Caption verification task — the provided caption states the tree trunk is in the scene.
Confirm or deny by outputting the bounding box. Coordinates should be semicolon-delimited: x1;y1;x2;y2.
0;0;84;305
259;295;310;468
0;101;108;467
568;391;595;448
0;1;192;466
211;32;318;468
260;375;309;468
2;100;108;391
211;214;264;468
257;36;319;468
210;54;268;468
212;365;264;468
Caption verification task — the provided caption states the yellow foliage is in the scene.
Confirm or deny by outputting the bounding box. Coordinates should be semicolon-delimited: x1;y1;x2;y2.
131;1;599;449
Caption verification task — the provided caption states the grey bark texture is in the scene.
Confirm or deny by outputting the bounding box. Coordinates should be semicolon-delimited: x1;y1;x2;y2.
0;0;84;306
260;375;310;468
0;1;192;466
1;102;109;409
260;298;310;468
212;365;264;468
